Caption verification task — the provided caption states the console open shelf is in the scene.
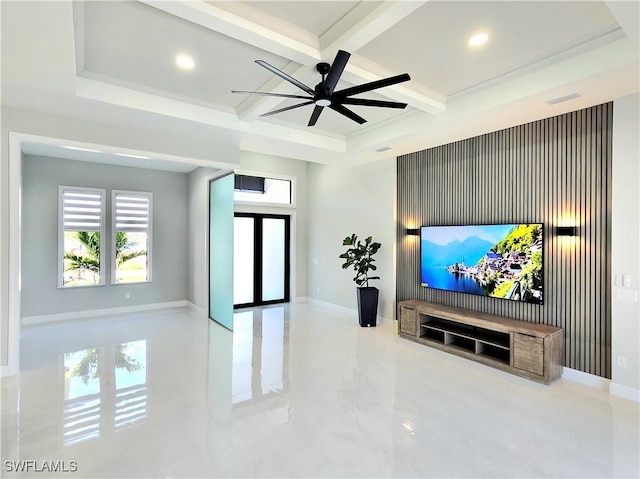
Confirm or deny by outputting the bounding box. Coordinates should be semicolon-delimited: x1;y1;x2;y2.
398;300;563;384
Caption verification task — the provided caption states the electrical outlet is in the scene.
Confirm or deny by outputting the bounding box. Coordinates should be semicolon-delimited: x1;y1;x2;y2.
616;289;638;302
617;356;628;369
125;292;131;299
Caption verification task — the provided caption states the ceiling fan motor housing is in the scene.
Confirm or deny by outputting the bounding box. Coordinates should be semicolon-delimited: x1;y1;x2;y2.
316;62;331;76
314;81;331;106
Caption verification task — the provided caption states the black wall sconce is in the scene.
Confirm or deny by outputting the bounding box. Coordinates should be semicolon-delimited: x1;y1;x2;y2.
555;226;577;236
406;228;420;236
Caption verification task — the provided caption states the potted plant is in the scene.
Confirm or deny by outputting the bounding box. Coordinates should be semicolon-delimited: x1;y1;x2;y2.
339;234;381;327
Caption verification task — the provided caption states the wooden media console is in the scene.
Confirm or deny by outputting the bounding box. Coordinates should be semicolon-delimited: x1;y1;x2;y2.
398;300;563;384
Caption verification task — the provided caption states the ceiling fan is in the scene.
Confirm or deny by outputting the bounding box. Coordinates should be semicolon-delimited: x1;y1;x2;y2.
232;50;411;127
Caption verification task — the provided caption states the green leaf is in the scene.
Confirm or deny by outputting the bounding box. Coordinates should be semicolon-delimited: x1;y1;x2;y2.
339;233;382;285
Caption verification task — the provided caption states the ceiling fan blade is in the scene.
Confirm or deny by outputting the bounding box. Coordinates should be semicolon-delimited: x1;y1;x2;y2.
232;90;313;100
329;103;367;124
308;105;324;126
340;98;408;109
255;60;315;95
334;73;411;98
260;101;314;117
323;50;350;95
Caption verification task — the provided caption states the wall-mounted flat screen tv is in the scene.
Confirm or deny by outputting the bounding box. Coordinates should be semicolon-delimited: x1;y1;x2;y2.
420;223;543;304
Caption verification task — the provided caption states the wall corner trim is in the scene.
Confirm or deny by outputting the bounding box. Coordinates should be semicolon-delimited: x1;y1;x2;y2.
610;382;640;403
21;301;188;326
186;301;206;318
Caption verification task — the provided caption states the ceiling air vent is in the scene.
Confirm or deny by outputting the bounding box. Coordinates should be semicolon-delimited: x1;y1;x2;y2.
547;93;580;105
234;175;265;194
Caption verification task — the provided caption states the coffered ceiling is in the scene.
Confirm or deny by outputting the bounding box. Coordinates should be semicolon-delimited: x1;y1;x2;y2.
2;1;638;169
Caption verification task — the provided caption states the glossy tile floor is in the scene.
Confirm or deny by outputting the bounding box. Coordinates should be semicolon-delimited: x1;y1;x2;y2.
2;303;639;478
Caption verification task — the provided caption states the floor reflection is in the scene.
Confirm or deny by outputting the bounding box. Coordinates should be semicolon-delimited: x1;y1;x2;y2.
62;340;147;446
230;306;288;405
63;349;101;445
5;305;636;478
114;340;147;431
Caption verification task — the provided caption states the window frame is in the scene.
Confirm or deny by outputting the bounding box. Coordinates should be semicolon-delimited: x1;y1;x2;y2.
58;185;106;288
111;189;153;285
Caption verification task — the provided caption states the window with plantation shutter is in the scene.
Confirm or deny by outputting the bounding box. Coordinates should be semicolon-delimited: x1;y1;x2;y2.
59;186;106;287
112;190;152;284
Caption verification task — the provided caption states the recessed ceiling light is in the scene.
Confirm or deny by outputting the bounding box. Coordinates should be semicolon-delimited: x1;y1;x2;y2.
116;153;150;159
63;146;101;153
176;54;195;70
468;33;489;47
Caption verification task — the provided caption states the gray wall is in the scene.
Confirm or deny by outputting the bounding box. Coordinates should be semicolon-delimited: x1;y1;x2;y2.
187;167;219;312
307;158;396;320
21;155;189;317
2;105;240;369
396;103;613;378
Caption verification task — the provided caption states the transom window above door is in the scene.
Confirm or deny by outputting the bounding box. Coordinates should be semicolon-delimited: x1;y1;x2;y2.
234;174;293;206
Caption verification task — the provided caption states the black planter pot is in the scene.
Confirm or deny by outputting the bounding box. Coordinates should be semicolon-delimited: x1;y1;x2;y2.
357;287;379;327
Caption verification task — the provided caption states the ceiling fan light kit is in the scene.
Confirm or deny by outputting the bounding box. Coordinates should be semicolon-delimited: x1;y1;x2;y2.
232;50;411;127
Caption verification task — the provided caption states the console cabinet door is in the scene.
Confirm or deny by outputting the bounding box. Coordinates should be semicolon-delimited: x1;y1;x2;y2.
399;306;418;336
513;333;544;375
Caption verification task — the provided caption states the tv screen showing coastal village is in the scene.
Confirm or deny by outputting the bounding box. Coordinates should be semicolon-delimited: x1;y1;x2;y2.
420;224;543;304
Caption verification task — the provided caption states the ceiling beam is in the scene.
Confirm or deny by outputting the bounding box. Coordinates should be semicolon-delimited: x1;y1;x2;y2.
142;0;446;121
139;0;320;64
321;1;426;56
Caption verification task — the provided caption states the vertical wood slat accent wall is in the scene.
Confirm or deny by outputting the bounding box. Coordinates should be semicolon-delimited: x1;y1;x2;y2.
396;103;612;378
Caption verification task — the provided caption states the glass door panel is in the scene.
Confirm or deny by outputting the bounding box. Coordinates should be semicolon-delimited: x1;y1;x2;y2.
209;173;234;330
262;218;285;302
233;217;254;305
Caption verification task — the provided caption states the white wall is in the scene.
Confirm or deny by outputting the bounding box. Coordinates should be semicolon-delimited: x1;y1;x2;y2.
306;157;396;320
611;93;640;395
238;151;309;299
21;155;189;317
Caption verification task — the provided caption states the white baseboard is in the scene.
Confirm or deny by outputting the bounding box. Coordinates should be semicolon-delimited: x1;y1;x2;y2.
610;382;640;402
22;301;188;325
292;296;309;303
303;297;391;323
305;297;357;316
187;301;206;318
562;367;610;390
1;364;18;378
